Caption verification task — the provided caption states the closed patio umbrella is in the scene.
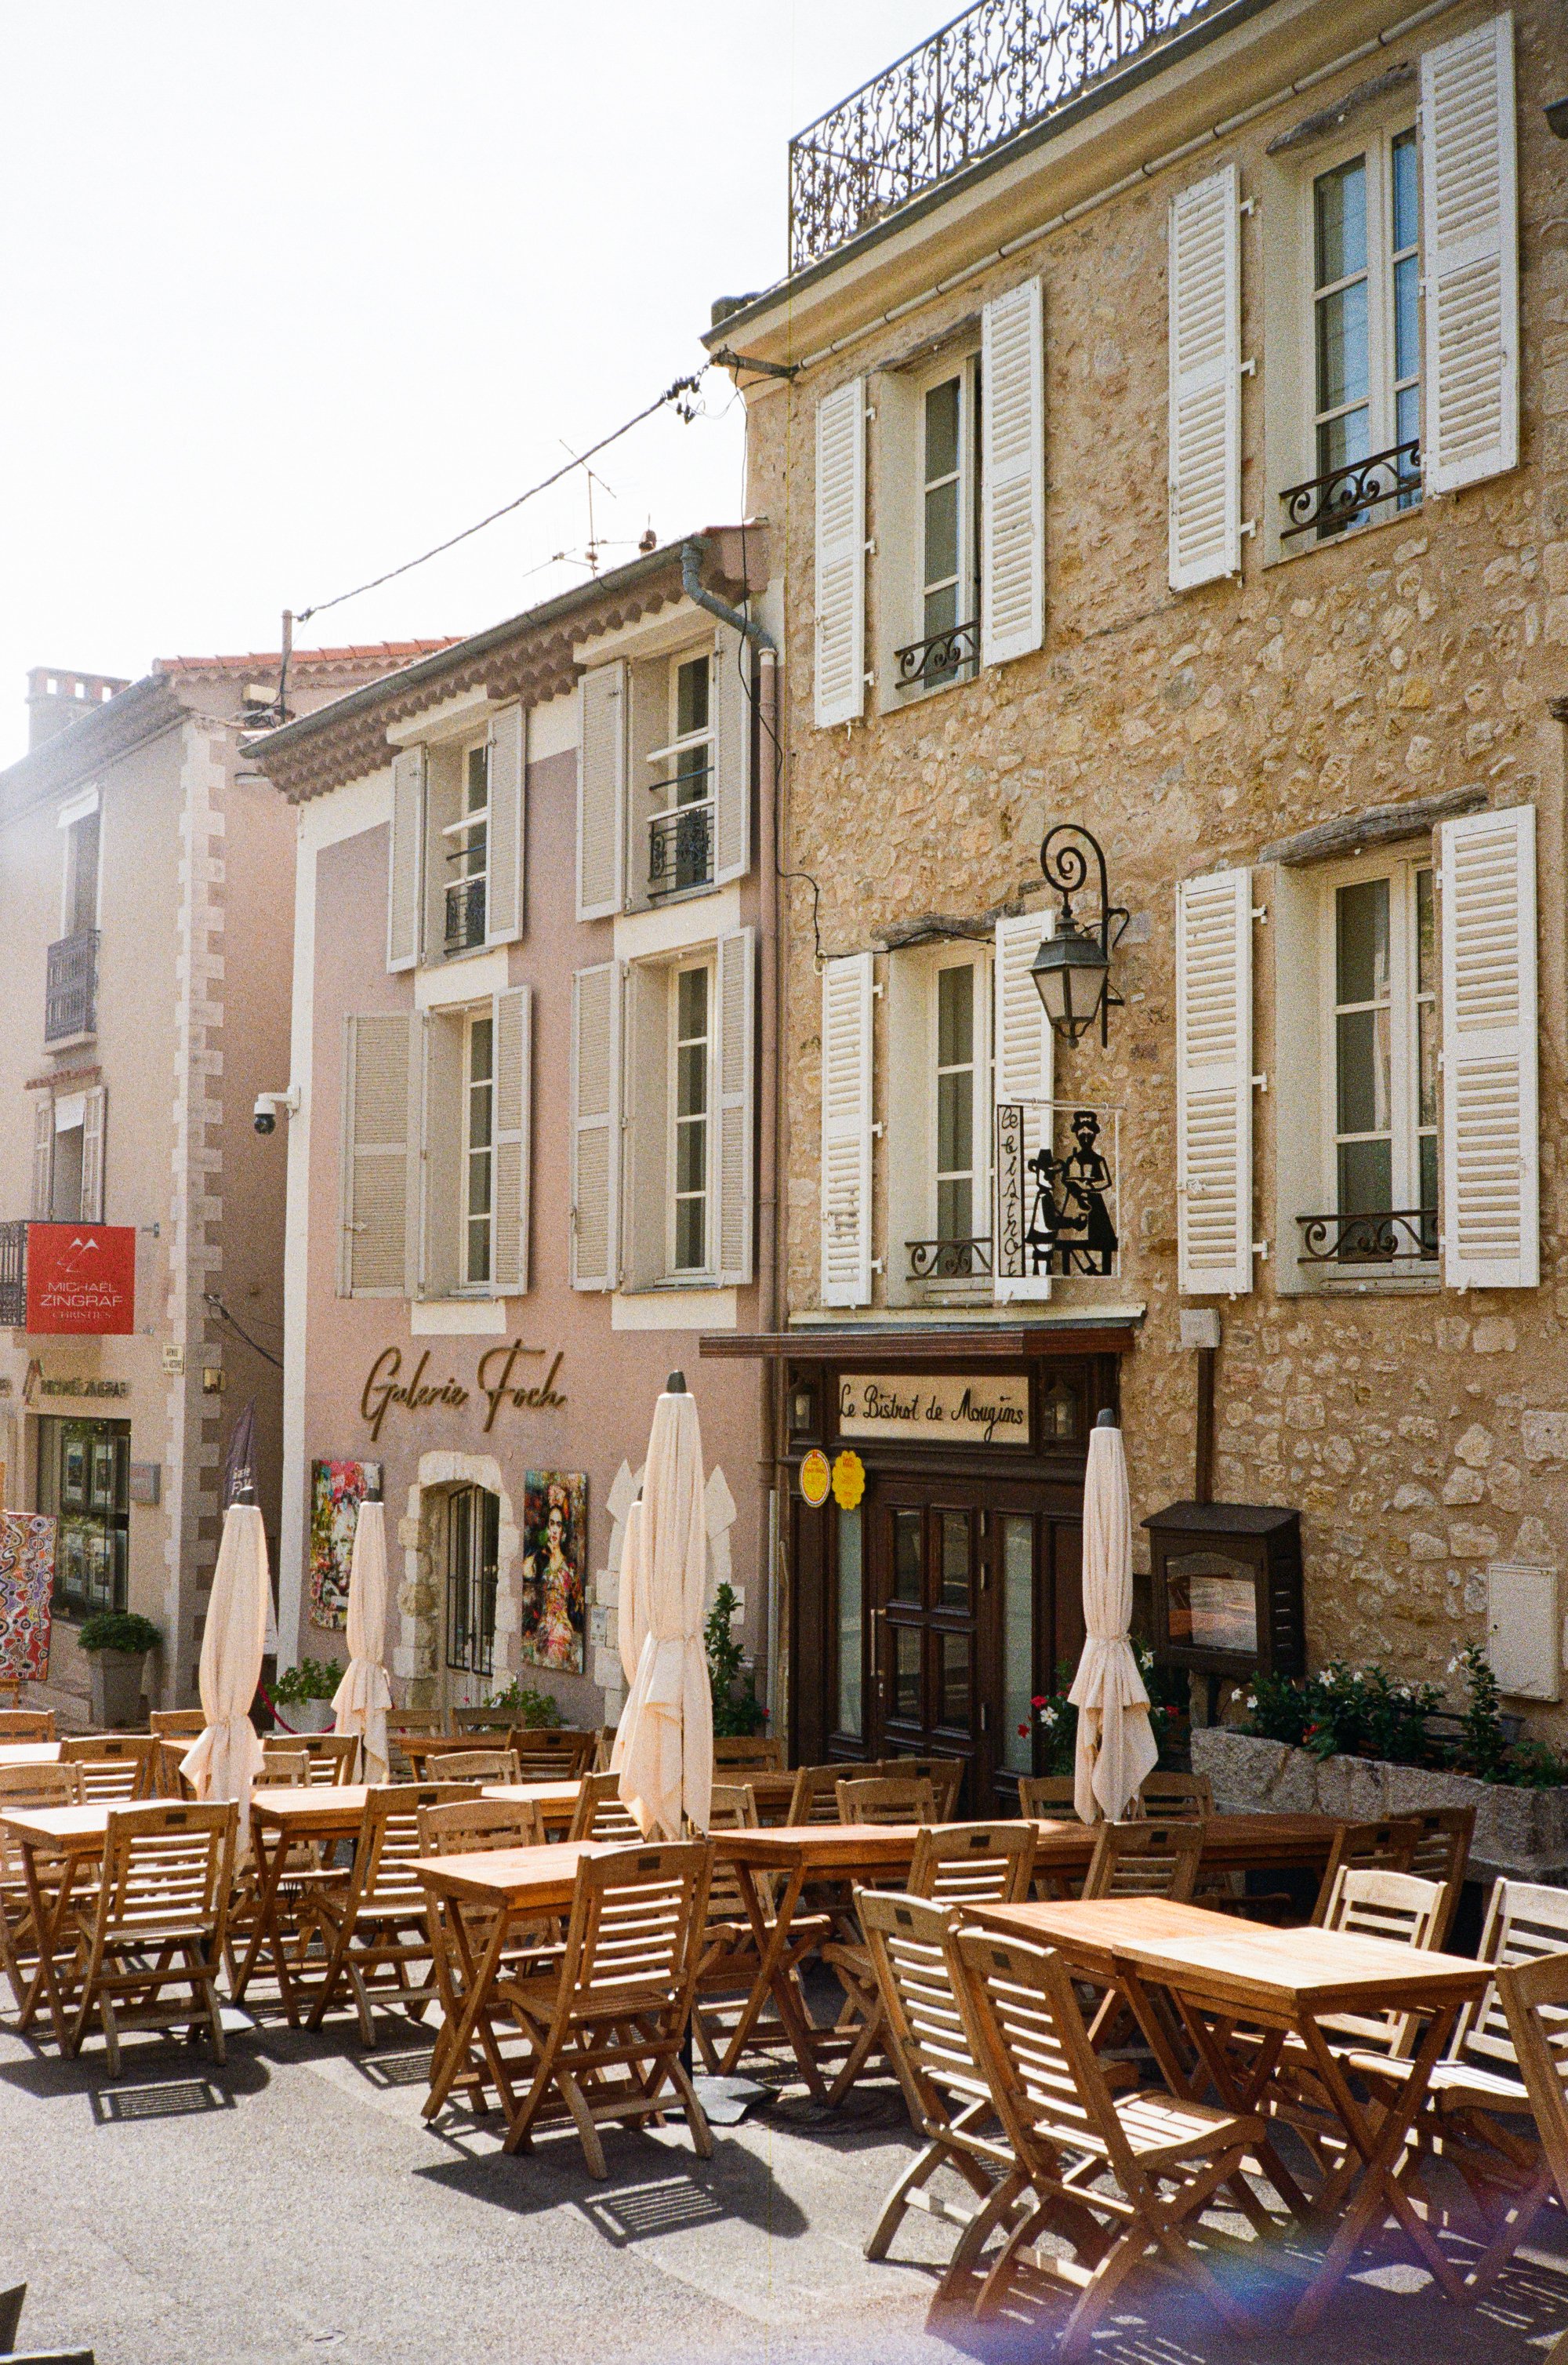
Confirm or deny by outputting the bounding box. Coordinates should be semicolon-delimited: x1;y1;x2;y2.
333;1487;393;1785
180;1478;268;1844
612;1373;713;1840
1069;1411;1157;1823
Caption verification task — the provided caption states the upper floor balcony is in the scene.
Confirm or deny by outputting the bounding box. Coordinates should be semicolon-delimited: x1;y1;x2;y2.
45;927;99;1047
789;0;1210;272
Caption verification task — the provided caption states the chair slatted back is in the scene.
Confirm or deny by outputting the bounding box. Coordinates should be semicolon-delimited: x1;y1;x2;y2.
1309;1817;1420;1924
1082;1818;1203;1902
561;1841;710;2016
1319;1866;1444;2056
860;1891;991;2115
1138;1771;1214;1820
1497;1948;1568;2204
908;1821;1037;1905
567;1769;643;1844
1457;1878;1568;2073
713;1735;783;1771
452;1706;513;1735
787;1764;854;1825
416;1796;545;1855
950;1925;1109;2164
1016;1775;1080;1821
256;1746;313;1787
705;1782;760;1924
387;1709;444;1733
59;1735;156;1801
510;1728;597;1783
426;1748;521;1785
353;1783;481;1913
837;1775;937;1828
591;1726;616;1772
0;1762;83;1877
1402;1806;1474;1947
297;1735;359;1786
147;1709;206;1741
98;1803;235;1942
0;1709;55;1740
883;1756;964;1818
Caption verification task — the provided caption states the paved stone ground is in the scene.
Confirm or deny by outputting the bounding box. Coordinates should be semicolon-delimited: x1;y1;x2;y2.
2;1998;1564;2364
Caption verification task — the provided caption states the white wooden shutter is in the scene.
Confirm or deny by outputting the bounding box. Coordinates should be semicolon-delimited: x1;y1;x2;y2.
387;746;426;972
813;378;866;728
820;952;873;1307
31;1100;53;1220
1421;13;1519;496
79;1085;105;1222
1440;803;1537;1289
1175;868;1253;1295
711;624;751;886
341;1014;418;1297
1167;165;1240;591
981;278;1046;667
492;985;531;1295
576;662;626;922
485;703;525;945
993;911;1054;1304
571;961;620;1291
714;928;756;1285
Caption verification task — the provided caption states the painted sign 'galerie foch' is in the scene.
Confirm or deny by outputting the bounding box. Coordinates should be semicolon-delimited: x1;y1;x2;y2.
837;1374;1031;1446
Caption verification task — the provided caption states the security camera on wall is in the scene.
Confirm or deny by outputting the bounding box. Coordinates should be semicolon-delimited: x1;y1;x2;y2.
253;1088;299;1135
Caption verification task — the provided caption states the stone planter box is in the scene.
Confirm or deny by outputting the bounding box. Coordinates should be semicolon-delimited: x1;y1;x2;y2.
86;1649;146;1731
1194;1725;1568;1887
274;1698;336;1735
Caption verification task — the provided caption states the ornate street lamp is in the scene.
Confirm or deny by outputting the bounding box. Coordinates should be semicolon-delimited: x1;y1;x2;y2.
1029;824;1127;1047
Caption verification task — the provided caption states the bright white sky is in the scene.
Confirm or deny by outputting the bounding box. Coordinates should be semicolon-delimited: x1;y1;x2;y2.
0;2;956;763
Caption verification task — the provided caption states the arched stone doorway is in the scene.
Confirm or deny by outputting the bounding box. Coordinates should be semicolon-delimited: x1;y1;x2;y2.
392;1451;521;1717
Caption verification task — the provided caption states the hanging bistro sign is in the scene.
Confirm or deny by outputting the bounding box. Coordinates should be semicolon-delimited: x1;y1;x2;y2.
360;1342;567;1442
838;1373;1031;1446
995;1102;1120;1284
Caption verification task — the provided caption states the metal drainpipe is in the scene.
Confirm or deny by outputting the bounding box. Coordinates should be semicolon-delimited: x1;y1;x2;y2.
679;536;777;655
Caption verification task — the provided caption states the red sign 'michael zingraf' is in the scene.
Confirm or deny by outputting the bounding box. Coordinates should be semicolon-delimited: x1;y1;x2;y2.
25;1223;136;1336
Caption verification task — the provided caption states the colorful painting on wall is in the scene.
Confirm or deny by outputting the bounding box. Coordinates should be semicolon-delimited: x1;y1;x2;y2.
519;1471;586;1676
309;1460;380;1632
0;1512;55;1683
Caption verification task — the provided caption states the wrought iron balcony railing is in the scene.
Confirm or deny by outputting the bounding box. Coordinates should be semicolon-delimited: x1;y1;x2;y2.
0;1222;25;1328
907;1236;993;1282
1297;1209;1438;1266
648;804;714;899
896;620;979;693
44;927;99;1045
1280;439;1421;541
789;0;1210;271
444;875;487;955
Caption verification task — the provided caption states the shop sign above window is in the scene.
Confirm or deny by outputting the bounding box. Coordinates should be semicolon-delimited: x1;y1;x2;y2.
837;1373;1030;1446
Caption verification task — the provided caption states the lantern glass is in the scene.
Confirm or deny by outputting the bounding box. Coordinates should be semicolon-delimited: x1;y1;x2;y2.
1029;921;1109;1044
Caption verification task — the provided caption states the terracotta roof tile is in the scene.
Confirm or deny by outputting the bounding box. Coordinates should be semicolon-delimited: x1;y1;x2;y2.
155;640;460;674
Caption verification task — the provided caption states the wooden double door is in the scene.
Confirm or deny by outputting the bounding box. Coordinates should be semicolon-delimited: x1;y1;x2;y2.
839;1475;1085;1812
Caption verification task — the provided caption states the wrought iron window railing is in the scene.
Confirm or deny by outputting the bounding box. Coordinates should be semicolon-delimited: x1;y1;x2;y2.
648;804;714;899
789;0;1210;271
44;927;98;1045
896;620;979;693
907;1236;993;1282
0;1222;26;1328
1280;439;1421;541
444;875;487;955
1297;1209;1438;1266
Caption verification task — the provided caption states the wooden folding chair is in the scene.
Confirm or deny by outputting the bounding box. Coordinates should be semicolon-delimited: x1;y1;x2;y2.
691;1781;829;2076
0;1763;85;2013
590;1725;616;1772
567;1770;643;1842
1138;1771;1213;1819
416;1793;554;2108
1403;1806;1475;1948
858;1891;1023;2301
1018;1775;1083;1821
489;1840;713;2176
426;1748;521;1784
147;1709;205;1742
1469;1944;1568;2321
306;1782;481;2045
386;1709;444;1777
1082;1818;1203;1903
713;1735;783;1772
297;1735;359;1786
1308;1817;1420;1924
452;1706;514;1735
909;1822;1037;1907
949;1924;1263;2355
0;1709;55;1741
837;1775;937;1826
509;1728;597;1783
885;1756;964;1818
65;1802;236;2076
58;1736;157;1802
256;1746;313;1786
786;1764;855;1824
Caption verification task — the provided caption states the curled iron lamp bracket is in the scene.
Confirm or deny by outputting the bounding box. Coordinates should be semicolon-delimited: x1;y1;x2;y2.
1038;823;1127;1047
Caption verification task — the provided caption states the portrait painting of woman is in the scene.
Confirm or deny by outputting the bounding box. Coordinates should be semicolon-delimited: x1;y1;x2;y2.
520;1469;587;1675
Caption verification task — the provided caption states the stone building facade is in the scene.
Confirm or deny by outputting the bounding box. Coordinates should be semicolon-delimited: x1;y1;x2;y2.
703;0;1568;1773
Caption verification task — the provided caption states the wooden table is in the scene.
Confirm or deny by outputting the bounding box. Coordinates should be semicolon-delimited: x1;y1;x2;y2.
480;1781;583;1836
1029;1810;1339;1887
710;1824;924;2096
231;1784;372;2020
397;1735;514;1775
968;1893;1488;2330
414;1840;620;2126
0;1742;62;1769
0;1800;115;2044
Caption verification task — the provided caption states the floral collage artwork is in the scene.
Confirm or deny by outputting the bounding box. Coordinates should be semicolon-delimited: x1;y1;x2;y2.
0;1510;55;1682
308;1459;380;1631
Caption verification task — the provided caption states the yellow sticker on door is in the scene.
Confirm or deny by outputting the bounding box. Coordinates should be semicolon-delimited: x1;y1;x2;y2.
830;1449;866;1509
799;1448;831;1508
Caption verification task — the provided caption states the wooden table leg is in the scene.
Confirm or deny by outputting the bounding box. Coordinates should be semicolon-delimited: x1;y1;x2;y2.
1163;1989;1313;2222
16;1843;78;2045
719;1862;825;2097
231;1825;301;2022
424;1902;510;2122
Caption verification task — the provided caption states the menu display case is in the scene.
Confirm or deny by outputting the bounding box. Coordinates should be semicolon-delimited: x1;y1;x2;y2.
1144;1501;1305;1698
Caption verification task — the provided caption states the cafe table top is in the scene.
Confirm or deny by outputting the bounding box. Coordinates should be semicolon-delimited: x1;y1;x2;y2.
413;1838;624;1913
0;1800;119;1852
0;1742;62;1768
249;1784;372;1836
710;1822;927;1874
965;1893;1489;2018
480;1781;583;1818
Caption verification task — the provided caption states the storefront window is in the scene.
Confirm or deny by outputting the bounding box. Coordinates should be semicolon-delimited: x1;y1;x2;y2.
835;1504;862;1737
938;1509;970;1607
1000;1513;1034;1772
38;1416;129;1616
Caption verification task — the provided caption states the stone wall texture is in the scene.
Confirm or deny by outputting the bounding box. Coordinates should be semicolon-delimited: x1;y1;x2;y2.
743;0;1568;1728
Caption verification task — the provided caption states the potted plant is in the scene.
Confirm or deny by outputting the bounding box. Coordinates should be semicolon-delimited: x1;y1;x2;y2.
272;1656;344;1733
78;1611;162;1729
706;1582;767;1738
481;1678;564;1729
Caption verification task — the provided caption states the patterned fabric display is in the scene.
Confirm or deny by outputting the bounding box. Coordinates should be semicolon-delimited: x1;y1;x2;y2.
0;1513;55;1682
309;1461;380;1632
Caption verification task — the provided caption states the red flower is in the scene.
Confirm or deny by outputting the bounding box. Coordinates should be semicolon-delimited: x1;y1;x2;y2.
1030;1695;1047;1709
1017;1723;1030;1738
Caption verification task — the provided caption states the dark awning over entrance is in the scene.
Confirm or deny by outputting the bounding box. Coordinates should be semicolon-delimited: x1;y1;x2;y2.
699;1322;1140;1361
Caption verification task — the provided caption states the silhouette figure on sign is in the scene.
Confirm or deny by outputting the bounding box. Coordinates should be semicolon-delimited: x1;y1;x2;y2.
1023;1110;1118;1277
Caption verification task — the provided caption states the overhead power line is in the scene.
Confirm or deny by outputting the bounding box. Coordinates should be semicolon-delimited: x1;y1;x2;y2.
296;371;708;624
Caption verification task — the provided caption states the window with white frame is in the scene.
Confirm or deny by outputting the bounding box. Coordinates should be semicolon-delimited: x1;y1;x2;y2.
442;739;489;954
935;961;981;1244
884;944;994;1298
644;651;715;899
671;961;712;1273
463;1009;495;1286
1322;856;1436;1261
900;361;981;694
64;808;100;936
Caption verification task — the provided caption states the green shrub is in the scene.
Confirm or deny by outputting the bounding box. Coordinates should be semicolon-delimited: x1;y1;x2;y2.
1030;1643;1187;1776
480;1679;563;1729
273;1657;343;1705
1239;1649;1568;1788
78;1611;162;1656
706;1582;766;1738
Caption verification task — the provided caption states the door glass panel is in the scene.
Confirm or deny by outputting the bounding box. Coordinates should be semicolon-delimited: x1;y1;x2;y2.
1000;1515;1034;1773
892;1625;922;1720
892;1508;923;1603
1053;1522;1086;1682
938;1629;971;1727
938;1510;970;1608
836;1506;863;1737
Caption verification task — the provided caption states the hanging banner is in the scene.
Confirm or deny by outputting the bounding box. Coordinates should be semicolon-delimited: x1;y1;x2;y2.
25;1223;136;1335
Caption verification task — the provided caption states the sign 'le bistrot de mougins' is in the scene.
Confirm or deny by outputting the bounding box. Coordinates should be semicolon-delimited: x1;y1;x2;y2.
837;1373;1030;1446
